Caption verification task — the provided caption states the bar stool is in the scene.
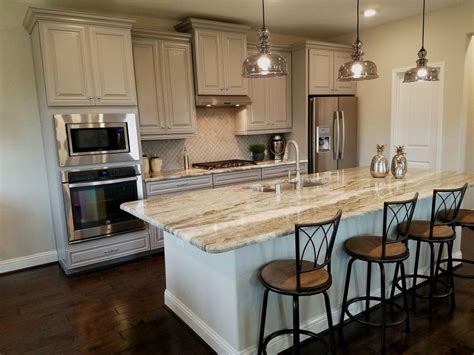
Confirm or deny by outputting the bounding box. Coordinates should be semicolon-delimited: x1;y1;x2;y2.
257;210;342;355
339;193;418;351
394;184;468;314
437;208;474;279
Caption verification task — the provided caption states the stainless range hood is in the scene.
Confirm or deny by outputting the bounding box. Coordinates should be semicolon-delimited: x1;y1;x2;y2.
195;95;252;107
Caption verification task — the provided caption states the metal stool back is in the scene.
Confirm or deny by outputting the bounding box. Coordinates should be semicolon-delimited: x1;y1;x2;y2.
294;210;342;292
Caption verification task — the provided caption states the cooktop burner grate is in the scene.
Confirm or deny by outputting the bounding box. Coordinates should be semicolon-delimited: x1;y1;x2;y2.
192;159;257;170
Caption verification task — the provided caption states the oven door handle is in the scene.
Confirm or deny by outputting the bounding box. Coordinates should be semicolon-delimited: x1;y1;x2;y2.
67;176;138;188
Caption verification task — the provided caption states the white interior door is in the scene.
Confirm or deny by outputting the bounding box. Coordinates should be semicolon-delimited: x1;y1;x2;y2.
391;65;444;170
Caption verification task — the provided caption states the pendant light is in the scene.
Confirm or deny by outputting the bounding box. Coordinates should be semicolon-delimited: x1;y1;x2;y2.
403;0;439;83
242;0;288;78
338;0;378;81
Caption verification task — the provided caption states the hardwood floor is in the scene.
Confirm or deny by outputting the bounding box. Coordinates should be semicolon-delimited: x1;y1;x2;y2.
0;229;472;354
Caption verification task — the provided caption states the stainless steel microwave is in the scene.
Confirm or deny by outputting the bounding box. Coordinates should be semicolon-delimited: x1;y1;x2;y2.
54;113;140;166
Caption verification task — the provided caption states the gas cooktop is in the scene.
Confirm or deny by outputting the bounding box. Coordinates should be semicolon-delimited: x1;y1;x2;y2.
192;159;257;170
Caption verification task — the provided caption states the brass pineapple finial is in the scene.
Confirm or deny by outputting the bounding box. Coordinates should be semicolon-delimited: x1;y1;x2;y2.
376;144;385;154
395;145;406;155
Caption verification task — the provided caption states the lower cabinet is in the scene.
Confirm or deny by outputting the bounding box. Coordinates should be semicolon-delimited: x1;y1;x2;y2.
67;230;150;268
261;162;308;179
213;169;262;187
146;175;213;196
149;225;164;250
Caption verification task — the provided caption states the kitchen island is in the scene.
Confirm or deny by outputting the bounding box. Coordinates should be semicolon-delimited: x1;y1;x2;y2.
121;167;474;354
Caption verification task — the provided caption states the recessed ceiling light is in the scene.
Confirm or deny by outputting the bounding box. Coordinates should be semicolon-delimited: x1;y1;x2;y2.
363;9;377;17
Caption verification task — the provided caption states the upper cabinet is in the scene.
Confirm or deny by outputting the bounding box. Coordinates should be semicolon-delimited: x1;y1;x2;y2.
24;8;137;106
175;18;249;96
132;31;196;139
308;48;356;95
235;47;292;135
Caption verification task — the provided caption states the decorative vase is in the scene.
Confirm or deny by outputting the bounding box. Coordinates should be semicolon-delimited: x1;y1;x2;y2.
370;144;389;178
391;145;407;179
253;152;265;161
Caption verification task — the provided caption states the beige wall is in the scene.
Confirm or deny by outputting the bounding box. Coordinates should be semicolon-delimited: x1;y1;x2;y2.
0;0;56;262
332;0;474;172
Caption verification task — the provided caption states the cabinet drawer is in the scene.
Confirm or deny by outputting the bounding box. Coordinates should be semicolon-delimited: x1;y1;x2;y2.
262;163;308;179
213;169;262;187
68;234;150;268
146;175;213;196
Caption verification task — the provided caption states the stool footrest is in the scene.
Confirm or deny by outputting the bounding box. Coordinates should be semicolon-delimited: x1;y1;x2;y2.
261;328;328;354
394;274;453;299
438;258;474;279
343;296;407;328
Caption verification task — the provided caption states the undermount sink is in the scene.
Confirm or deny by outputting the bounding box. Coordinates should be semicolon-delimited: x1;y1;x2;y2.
248;177;327;192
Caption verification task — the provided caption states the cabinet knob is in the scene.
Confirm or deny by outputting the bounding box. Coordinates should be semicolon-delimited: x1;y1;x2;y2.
225;88;229;91
88;97;93;102
97;97;101;102
168;125;172;129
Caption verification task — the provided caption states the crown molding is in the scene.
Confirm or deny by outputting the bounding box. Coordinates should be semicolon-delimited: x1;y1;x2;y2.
23;7;135;33
175;18;251;34
132;29;192;42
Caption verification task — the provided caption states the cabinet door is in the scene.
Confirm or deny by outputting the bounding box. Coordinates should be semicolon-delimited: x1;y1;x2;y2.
132;39;166;136
194;29;224;95
160;41;197;134
268;51;292;129
246;73;269;130
334;51;357;94
308;49;334;95
149;225;164;250
89;26;137;105
222;32;248;95
39;22;94;106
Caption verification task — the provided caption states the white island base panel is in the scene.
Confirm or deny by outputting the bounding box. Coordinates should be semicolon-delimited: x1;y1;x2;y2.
163;198;462;354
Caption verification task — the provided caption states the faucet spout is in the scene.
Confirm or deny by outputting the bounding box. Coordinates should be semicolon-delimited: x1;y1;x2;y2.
284;140;302;191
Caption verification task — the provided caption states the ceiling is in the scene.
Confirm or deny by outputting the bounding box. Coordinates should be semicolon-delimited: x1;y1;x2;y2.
44;0;463;39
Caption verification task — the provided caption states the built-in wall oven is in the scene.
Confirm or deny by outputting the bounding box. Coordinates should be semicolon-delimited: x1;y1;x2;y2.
54;113;140;167
61;165;145;243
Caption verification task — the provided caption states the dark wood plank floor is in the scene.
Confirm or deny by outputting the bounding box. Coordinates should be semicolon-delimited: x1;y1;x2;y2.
0;229;473;354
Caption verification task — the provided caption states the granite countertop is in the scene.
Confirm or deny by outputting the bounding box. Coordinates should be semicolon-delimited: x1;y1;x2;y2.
143;159;308;182
122;167;474;254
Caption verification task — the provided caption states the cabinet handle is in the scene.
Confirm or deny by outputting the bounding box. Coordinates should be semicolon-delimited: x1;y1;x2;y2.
168;125;172;129
97;97;101;102
103;248;119;255
176;183;188;187
88;97;93;102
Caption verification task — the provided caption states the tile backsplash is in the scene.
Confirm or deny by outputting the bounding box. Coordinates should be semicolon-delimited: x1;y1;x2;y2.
141;107;274;171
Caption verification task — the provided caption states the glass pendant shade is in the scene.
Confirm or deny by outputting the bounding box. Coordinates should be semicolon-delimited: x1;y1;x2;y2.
242;51;287;78
242;1;288;78
404;0;439;83
337;0;378;82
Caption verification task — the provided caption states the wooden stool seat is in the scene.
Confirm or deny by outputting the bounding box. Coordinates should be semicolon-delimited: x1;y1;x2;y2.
344;236;407;260
261;260;330;292
456;209;474;227
400;220;454;240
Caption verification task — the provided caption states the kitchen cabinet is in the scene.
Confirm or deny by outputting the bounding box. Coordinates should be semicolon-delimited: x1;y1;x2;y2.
132;31;196;139
235;47;292;134
149;225;164;250
213;169;262;187
146;174;213;196
175;19;249;96
308;48;356;95
38;21;136;106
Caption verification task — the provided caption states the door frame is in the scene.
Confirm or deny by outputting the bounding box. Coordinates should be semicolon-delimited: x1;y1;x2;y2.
390;62;445;169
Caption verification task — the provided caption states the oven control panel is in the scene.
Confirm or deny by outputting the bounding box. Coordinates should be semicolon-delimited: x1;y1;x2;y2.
67;166;139;183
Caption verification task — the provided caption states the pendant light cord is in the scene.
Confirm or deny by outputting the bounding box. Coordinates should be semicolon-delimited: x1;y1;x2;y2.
356;0;360;42
421;0;425;49
262;0;266;29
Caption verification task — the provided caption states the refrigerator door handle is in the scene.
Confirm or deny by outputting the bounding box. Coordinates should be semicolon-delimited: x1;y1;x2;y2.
339;110;345;159
333;111;340;161
315;126;320;153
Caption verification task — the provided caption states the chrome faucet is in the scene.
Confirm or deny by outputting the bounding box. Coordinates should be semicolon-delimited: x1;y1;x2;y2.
283;140;302;191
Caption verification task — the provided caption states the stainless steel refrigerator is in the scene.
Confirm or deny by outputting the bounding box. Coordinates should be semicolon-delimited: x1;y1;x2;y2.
308;96;358;173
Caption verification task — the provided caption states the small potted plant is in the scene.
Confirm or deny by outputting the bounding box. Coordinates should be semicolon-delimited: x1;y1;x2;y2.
249;144;266;162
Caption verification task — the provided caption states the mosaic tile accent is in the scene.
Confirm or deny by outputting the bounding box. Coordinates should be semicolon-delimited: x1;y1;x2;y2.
142;107;276;170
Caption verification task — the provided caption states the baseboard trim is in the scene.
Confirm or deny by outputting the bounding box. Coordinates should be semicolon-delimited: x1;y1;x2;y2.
0;250;58;274
165;289;241;354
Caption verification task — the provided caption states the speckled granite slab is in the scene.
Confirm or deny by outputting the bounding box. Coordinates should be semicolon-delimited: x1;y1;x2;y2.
143;160;307;182
122;167;474;254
